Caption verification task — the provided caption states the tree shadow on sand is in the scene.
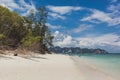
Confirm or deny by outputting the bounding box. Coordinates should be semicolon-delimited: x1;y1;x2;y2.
0;54;48;62
21;55;48;62
0;54;14;60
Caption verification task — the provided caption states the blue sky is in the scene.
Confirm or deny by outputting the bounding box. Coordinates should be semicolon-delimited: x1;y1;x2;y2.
0;0;120;53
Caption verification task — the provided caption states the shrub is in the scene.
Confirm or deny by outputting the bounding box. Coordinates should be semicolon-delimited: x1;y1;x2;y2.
21;30;41;47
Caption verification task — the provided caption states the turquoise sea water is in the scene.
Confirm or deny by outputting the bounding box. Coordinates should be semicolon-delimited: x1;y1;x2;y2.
73;53;120;80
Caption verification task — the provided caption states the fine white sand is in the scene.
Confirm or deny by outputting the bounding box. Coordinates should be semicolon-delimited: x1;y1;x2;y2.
0;53;117;80
0;54;84;80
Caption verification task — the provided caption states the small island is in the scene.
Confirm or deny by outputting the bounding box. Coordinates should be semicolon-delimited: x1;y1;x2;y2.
49;46;108;54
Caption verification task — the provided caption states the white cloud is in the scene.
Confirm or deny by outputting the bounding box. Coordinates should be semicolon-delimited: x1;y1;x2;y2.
46;23;63;29
48;12;66;20
0;0;21;10
47;5;82;15
76;33;120;52
73;24;93;33
81;1;120;26
111;0;117;3
53;31;78;47
81;9;120;26
81;9;112;24
109;17;120;26
57;35;72;46
54;31;60;37
107;2;120;26
53;31;120;52
88;19;101;24
19;0;31;9
0;0;36;16
107;3;120;16
76;34;120;47
47;5;83;20
108;4;120;11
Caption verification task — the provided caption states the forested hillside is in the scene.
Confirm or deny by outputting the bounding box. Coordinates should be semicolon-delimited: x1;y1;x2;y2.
0;6;54;54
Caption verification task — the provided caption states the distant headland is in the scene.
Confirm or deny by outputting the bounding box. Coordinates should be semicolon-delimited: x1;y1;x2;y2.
49;46;108;54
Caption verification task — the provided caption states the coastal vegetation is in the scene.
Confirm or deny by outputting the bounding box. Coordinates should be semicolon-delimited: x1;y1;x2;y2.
0;5;53;54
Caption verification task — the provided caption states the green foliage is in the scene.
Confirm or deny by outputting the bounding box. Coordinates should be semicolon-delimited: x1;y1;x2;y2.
0;6;27;46
27;7;54;53
0;5;54;53
21;30;41;47
0;34;4;39
0;34;5;45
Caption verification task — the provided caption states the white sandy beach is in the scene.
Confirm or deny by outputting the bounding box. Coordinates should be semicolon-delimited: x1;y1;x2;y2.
0;53;117;80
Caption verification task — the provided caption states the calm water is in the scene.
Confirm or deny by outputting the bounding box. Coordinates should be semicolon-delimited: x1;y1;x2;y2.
72;53;120;79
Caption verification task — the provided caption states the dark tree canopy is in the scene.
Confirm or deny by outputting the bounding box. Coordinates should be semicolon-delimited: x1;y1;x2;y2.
0;5;54;54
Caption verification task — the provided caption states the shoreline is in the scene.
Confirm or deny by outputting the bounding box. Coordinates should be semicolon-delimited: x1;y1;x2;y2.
71;56;118;80
0;53;118;80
